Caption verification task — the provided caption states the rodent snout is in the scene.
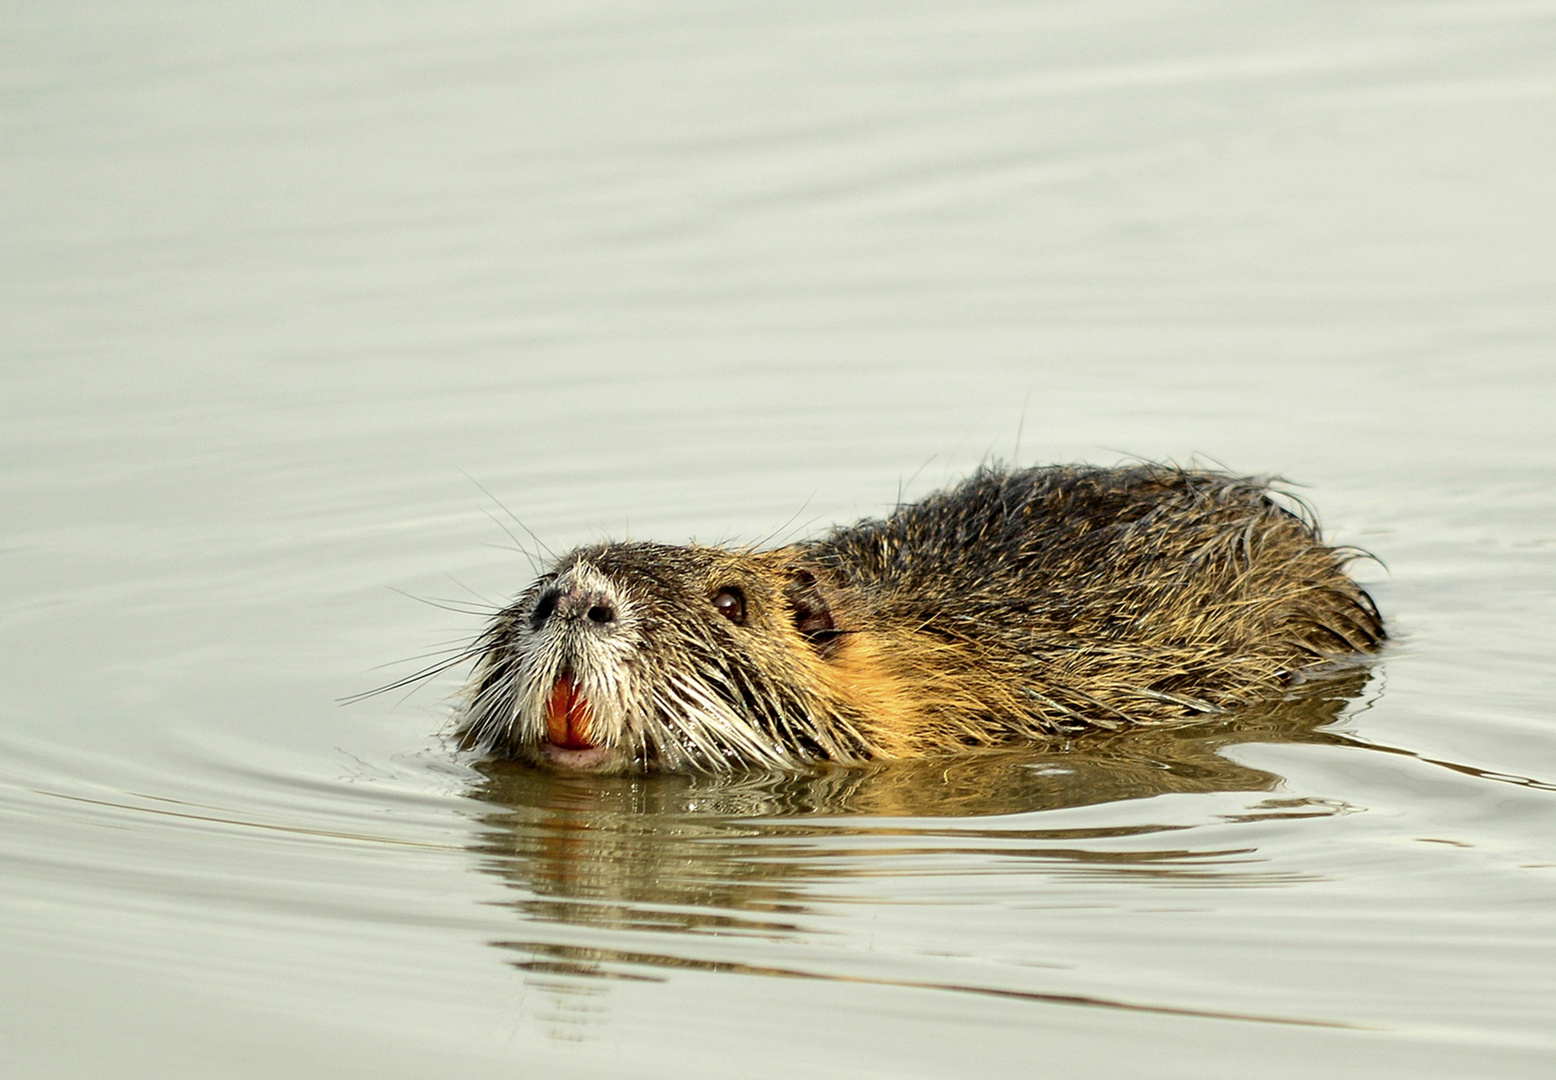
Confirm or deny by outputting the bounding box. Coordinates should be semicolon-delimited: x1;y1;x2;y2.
531;585;617;630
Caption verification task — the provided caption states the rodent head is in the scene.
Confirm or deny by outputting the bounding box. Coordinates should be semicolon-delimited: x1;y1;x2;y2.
460;542;876;772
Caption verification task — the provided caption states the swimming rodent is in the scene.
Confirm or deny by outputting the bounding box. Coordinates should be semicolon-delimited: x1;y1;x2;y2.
459;464;1384;773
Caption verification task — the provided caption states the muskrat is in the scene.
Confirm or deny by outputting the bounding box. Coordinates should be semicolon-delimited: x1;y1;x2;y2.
458;464;1383;773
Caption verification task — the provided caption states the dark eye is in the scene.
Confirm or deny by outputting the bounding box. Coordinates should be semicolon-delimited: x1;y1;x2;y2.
712;586;745;625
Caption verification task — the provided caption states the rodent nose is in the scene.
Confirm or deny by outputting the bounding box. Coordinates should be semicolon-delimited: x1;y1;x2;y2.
532;586;616;629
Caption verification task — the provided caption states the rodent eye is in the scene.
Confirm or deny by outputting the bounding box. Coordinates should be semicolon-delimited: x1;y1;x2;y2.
711;586;745;625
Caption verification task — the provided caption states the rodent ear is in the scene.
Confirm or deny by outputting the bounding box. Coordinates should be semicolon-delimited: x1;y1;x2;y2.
783;568;840;656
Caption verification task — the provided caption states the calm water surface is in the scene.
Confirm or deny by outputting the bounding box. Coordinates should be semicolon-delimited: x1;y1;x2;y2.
3;2;1555;1077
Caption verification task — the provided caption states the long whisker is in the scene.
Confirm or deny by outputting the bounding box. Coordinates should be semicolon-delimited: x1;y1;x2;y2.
338;645;485;705
459;468;554;562
386;586;500;617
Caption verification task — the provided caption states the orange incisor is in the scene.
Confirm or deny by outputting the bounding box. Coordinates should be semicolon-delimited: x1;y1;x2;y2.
546;675;595;749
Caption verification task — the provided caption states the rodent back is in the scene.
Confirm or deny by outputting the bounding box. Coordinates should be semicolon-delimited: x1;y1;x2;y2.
795;465;1383;744
808;464;1380;647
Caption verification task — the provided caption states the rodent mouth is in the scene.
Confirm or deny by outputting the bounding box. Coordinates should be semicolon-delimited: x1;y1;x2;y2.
545;673;597;751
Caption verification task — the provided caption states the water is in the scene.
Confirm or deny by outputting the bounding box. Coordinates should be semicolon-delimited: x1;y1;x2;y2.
3;2;1554;1076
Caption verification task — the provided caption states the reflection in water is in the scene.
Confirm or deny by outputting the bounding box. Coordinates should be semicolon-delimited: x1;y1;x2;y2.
464;670;1382;1032
472;668;1377;821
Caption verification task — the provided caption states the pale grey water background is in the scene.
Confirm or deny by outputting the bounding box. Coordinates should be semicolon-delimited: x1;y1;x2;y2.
3;2;1555;1077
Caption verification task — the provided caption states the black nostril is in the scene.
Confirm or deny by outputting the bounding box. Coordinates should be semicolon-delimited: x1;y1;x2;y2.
530;590;559;630
535;583;617;627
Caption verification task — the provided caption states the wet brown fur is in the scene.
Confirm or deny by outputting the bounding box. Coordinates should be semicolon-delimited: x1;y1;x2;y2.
460;463;1383;771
